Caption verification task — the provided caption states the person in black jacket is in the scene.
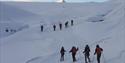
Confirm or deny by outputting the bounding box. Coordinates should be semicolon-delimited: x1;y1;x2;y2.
53;25;56;31
41;25;43;32
83;45;91;63
60;46;66;61
5;28;9;32
59;23;62;30
71;20;74;26
65;21;68;28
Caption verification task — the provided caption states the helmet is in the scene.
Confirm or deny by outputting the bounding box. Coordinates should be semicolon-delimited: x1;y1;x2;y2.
96;44;99;48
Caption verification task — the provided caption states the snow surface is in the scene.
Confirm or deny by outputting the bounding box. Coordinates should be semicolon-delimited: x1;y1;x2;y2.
0;0;125;63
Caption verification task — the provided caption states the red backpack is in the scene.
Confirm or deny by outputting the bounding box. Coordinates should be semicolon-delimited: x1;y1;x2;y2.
96;48;103;54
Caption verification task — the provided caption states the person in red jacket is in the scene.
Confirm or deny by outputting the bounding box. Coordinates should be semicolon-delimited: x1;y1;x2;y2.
60;46;66;61
94;45;103;63
69;46;79;62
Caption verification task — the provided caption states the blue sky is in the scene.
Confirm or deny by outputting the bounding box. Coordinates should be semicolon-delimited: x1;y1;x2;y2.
0;0;109;2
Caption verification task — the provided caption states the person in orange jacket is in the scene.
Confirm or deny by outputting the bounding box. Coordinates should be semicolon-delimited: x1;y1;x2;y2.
69;46;79;62
94;45;103;63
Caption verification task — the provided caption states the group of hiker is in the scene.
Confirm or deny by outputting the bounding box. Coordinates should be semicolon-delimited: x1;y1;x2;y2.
5;28;16;33
40;20;74;32
60;44;103;63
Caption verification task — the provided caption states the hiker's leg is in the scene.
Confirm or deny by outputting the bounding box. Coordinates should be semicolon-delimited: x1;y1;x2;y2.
85;55;87;63
87;55;90;62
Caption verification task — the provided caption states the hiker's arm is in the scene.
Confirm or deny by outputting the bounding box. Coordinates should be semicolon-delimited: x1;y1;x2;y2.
83;48;86;53
77;48;79;51
64;50;66;52
69;49;72;53
94;49;96;55
101;48;103;51
83;50;85;53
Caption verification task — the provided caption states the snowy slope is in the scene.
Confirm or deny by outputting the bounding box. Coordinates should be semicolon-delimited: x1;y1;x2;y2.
0;2;42;38
1;2;116;23
0;0;125;63
0;2;116;38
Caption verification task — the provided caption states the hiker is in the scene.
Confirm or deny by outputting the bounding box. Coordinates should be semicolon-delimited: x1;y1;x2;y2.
53;25;56;31
60;46;66;61
83;45;91;63
13;30;16;32
10;29;16;32
41;25;43;32
71;20;74;26
10;29;13;32
69;46;79;62
59;23;62;30
65;21;68;28
5;28;9;32
94;45;103;63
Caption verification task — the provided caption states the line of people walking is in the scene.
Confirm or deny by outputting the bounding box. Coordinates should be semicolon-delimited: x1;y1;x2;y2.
60;44;103;63
5;28;16;33
40;20;74;32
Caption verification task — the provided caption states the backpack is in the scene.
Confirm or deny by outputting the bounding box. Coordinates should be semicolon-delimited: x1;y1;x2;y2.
96;48;103;54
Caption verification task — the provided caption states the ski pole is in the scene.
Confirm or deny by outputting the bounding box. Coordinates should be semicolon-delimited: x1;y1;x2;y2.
91;55;95;63
102;53;106;63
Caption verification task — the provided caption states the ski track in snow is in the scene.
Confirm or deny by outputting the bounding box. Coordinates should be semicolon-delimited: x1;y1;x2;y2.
26;37;111;63
107;50;125;63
